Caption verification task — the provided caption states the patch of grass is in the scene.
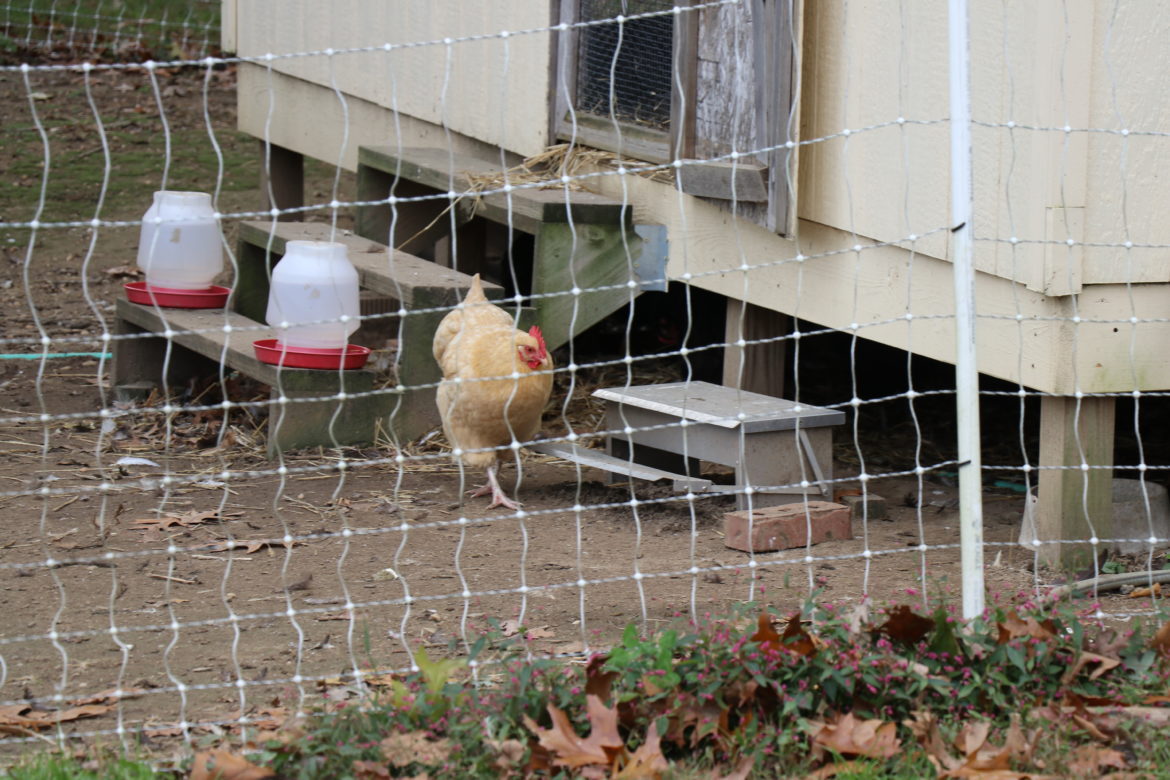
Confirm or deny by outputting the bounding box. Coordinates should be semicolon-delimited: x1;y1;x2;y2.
4;752;168;779
1;1;220;64
3;72;256;226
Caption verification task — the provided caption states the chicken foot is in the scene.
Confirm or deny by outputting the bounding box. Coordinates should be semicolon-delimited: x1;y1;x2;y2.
468;462;521;510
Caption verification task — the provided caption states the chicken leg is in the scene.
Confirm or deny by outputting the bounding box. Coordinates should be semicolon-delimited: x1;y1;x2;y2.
468;462;521;510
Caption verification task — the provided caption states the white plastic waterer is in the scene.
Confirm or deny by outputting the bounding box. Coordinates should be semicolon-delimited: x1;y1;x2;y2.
265;240;360;350
136;191;224;290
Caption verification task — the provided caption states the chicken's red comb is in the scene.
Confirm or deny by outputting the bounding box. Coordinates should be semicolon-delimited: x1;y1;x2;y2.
528;325;545;346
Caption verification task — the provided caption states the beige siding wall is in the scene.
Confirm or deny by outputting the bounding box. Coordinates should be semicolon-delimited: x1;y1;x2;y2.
798;1;1170;289
234;1;555;159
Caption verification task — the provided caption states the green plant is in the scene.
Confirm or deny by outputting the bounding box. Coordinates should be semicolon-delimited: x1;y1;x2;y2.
5;753;166;779
16;595;1170;778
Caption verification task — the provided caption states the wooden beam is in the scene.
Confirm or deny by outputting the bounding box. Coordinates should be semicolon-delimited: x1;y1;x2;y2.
258;142;303;221
722;298;789;398
356;166;449;258
1036;395;1115;570
532;222;645;350
236;221;504;309
358;145;629;236
750;0;799;234
677;160;769;202
670;0;699;160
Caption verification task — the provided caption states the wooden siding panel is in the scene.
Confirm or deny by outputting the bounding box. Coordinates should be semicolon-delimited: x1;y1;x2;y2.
235;1;554;158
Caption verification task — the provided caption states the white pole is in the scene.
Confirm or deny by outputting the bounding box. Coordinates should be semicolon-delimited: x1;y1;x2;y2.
948;0;985;619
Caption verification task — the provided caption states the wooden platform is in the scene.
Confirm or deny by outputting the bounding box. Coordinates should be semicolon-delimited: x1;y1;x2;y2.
114;298;379;454
357;145;630;237
594;381;845;510
113;221;496;454
354;145;668;351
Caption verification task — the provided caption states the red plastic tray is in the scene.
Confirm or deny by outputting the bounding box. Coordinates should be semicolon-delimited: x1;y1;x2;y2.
125;281;231;309
252;338;371;370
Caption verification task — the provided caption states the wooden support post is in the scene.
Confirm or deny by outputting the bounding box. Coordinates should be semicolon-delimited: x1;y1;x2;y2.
453;217;509;281
113;317;217;401
1036;395;1115;570
233;237;273;324
259;142;303;221
265;391;383;456
385;308;446;443
532;222;643;350
722;297;789;398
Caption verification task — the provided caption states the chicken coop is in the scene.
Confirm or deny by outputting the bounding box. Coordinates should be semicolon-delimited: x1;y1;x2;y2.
221;0;1170;568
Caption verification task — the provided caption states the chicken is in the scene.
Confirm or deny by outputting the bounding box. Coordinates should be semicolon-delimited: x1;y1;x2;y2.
432;274;554;510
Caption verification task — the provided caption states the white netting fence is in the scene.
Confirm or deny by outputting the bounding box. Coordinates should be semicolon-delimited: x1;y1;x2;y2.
1;0;220;62
1;0;1168;751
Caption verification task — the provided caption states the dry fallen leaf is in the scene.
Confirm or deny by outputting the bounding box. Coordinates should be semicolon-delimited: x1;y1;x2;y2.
806;761;864;779
906;711;960;771
352;759;392;779
1061;651;1122;683
875;605;935;645
380;731;453;767
615;722;670;779
201;538;303;555
488;738;527;772
752;612;820;657
68;687;146;706
132;509;239;531
189;749;275;780
1127;583;1162;599
1066;745;1127;777
0;703;113;733
524;695;623;770
907;712;1051;779
996;611;1056;646
1150;619;1170;657
811;712;901;760
711;756;754;780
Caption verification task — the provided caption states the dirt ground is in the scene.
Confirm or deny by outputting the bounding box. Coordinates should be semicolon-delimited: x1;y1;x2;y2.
0;64;1163;746
0;365;1050;742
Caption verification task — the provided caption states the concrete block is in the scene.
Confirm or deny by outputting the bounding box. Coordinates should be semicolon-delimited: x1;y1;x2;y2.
839;493;888;521
723;501;852;553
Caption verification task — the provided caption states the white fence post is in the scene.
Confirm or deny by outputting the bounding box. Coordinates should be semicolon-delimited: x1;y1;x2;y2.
948;0;986;620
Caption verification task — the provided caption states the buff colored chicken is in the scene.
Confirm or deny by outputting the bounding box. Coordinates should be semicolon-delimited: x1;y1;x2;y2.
433;274;554;510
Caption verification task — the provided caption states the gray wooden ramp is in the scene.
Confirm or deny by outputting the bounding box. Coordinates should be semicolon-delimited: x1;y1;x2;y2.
528;441;713;493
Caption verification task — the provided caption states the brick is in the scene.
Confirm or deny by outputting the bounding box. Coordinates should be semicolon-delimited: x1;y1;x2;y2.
723;501;852;553
838;493;888;521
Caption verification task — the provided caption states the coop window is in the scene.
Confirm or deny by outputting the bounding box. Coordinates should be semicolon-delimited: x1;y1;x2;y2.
555;0;681;163
553;0;801;234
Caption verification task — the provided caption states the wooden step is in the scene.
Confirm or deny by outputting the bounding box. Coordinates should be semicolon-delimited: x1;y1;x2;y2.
358;145;630;236
594;381;842;510
234;220;504;325
113;298;379;454
234;220;508;447
353;145;669;353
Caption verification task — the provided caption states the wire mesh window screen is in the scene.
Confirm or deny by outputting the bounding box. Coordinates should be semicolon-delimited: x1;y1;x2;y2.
575;0;674;131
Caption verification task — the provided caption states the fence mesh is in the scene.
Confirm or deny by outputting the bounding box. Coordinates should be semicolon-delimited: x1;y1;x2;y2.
0;0;1168;755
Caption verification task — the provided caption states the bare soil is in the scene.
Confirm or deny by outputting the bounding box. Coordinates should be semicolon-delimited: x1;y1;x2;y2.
0;63;1158;747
